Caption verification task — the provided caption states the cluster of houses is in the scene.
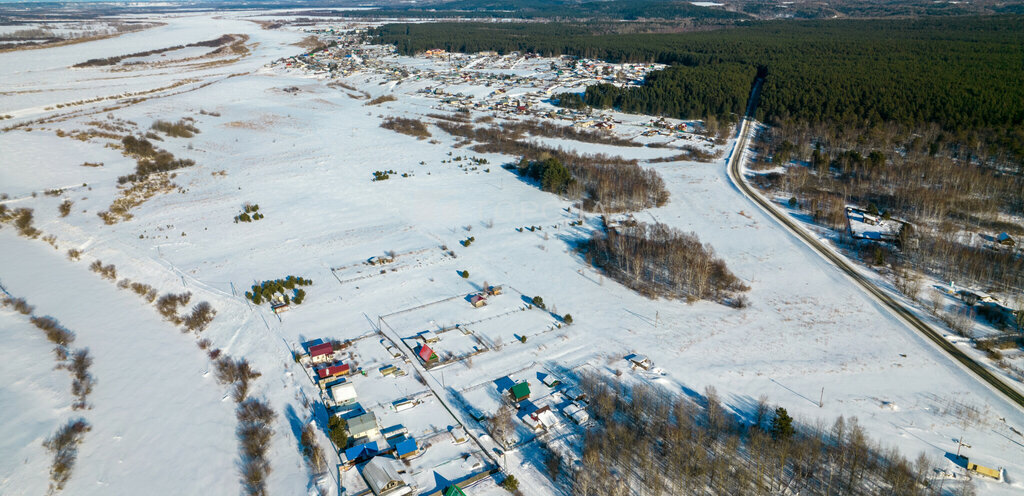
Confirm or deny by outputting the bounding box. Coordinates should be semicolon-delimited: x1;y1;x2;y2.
298;338;435;496
270;27;669;130
498;374;593;446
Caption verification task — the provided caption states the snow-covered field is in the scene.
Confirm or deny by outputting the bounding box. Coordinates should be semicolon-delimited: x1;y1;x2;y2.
2;11;1022;496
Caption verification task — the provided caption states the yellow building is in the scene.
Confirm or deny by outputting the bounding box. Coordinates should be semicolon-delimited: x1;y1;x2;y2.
967;461;1001;480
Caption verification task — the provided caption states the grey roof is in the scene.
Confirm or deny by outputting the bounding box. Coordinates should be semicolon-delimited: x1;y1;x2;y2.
348;412;378;435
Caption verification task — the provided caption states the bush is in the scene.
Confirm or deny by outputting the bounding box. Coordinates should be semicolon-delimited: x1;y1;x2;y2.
461;270;470;278
59;199;73;217
151;119;200;138
563;314;573;324
156;292;192;324
67;249;81;261
88;260;117;280
381;116;431;139
215;356;262;403
10;208;41;238
30;315;75;360
69;348;96;410
43;418;91;493
365;94;397;106
236;398;276;496
531;296;545;309
4;296;34;315
182;301;217;332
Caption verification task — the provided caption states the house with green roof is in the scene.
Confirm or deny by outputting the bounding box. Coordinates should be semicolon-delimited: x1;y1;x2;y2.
509;381;530;402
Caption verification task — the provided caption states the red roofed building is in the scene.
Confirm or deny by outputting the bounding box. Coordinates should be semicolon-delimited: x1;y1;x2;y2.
317;363;351;379
309;343;334;364
470;294;487;308
418;344;436;363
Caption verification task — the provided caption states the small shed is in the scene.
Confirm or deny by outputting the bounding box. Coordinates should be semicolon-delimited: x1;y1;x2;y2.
486;285;503;296
629;355;652;370
381;424;408;440
418;330;440;343
392;398;416;412
470;294;487;307
997;232;1015;246
510;381;531;402
541;375;561;388
449;425;468;444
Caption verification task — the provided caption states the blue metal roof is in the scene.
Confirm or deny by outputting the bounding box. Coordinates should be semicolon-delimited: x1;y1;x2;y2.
344;441;378;461
395;438;417;456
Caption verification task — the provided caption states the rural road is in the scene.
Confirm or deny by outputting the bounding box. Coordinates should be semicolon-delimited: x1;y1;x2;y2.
726;79;1024;412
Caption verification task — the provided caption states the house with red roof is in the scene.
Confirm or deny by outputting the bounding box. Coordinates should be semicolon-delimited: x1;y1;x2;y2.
417;344;437;364
309;343;334;364
316;363;350;380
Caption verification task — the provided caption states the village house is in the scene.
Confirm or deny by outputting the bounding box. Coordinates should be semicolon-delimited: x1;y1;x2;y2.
470;294;487;308
509;381;531;402
347;412;381;443
317;363;351;380
309;342;334;364
417;344;437;364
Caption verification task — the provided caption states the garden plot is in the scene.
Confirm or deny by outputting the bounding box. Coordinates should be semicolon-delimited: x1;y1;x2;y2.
331;244;455;285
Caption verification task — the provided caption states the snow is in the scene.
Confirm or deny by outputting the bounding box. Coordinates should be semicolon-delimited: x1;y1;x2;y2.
1;11;1023;496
